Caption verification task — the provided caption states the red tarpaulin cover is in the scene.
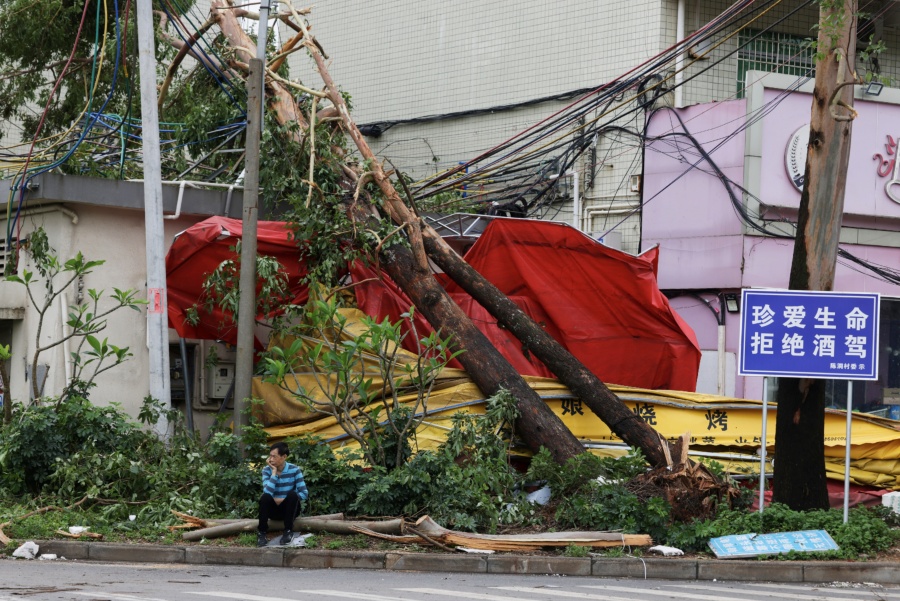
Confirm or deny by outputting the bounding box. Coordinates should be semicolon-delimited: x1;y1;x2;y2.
166;216;317;347
166;216;700;391
354;219;701;391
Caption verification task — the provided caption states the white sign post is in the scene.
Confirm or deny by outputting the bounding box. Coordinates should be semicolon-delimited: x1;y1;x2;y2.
738;289;880;521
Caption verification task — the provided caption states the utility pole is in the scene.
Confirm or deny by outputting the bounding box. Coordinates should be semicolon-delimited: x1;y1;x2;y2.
136;0;171;437
233;0;271;442
773;0;858;510
233;59;263;443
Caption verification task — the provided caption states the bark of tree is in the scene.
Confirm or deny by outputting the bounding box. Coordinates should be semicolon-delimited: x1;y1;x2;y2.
209;0;309;138
379;238;586;464
773;0;857;511
182;516;403;541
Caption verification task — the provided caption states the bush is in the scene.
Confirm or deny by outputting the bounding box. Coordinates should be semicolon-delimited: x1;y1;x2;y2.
0;395;144;495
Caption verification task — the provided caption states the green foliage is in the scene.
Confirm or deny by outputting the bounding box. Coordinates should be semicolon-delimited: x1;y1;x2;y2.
0;395;143;494
285;436;371;516
690;503;900;558
185;244;292;334
526;447;648;496
352;390;535;532
563;544;589;557
0;0;149;142
0;395;261;526
553;481;672;545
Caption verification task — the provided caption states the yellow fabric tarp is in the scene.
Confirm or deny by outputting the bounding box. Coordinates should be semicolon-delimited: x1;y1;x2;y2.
256;308;900;489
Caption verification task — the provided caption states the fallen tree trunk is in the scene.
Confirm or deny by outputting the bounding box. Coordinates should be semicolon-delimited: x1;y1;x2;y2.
182;516;403;541
413;515;652;550
378;242;586;463
309;34;585;465
420;232;672;467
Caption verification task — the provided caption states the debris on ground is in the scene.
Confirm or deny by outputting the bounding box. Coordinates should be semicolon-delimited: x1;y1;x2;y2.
11;541;38;559
649;545;684;556
708;529;839;559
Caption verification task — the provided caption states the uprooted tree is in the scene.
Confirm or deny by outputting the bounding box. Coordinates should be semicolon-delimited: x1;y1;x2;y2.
0;1;726;505
221;1;679;470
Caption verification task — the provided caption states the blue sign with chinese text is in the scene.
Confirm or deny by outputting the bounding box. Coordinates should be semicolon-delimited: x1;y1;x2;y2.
709;530;838;559
739;289;880;380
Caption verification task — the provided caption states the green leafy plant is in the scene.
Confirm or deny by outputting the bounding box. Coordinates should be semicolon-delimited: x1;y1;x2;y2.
351;389;534;532
563;544;590;557
693;503;900;558
264;297;461;469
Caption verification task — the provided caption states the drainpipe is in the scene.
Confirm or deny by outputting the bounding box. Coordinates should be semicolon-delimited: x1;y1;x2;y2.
717;313;726;396
16;204;79;224
675;0;686;108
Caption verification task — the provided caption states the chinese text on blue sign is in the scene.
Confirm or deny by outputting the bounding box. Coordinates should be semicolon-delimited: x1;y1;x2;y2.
708;530;838;559
739;290;880;380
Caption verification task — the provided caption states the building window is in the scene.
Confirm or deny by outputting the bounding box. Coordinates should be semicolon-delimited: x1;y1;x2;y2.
737;29;815;98
0;236;16;276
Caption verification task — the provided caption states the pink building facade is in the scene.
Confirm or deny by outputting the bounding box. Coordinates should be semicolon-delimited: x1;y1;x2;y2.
643;73;900;412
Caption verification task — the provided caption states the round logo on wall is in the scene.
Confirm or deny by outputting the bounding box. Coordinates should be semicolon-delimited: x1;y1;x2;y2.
784;124;809;192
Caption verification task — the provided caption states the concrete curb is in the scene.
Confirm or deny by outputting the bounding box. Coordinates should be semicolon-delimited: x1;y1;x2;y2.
31;541;900;583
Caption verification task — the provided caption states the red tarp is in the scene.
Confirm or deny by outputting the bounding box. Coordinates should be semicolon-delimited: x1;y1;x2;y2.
166;216;318;347
354;219;700;391
166;216;700;391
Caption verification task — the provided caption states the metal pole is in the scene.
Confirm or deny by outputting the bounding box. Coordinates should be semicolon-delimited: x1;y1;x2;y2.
179;338;195;436
136;0;171;438
844;380;853;523
255;0;272;61
717;323;726;395
759;377;768;514
233;59;264;444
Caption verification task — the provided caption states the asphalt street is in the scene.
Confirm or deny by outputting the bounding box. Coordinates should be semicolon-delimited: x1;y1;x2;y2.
1;560;899;601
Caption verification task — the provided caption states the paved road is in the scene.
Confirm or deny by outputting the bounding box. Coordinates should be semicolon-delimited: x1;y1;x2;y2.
1;560;899;601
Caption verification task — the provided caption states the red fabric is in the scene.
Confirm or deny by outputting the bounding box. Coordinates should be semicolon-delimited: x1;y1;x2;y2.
167;216;700;390
452;220;699;390
165;216;316;347
354;219;700;391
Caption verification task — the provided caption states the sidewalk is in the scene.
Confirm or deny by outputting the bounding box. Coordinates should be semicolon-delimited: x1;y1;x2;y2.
33;540;900;584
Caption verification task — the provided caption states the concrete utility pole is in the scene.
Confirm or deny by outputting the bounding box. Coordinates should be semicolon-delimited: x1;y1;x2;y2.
233;59;264;444
234;2;272;444
773;0;858;510
136;0;171;437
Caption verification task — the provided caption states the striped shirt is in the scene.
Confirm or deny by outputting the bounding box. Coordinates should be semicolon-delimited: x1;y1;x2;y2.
262;462;309;501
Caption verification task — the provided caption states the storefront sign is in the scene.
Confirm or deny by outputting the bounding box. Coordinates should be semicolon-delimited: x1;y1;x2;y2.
873;134;900;205
784;124;809;191
739;289;880;379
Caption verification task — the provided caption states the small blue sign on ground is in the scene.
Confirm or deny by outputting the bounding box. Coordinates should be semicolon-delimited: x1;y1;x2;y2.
739;289;880;380
709;530;839;559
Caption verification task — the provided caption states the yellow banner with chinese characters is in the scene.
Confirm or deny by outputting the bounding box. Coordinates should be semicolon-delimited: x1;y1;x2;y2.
258;375;900;488
256;310;900;488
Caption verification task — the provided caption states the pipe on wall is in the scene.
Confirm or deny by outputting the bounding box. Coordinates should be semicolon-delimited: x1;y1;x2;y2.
675;0;686;108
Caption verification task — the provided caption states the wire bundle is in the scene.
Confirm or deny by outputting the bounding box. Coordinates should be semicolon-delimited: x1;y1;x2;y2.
2;0;252;259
